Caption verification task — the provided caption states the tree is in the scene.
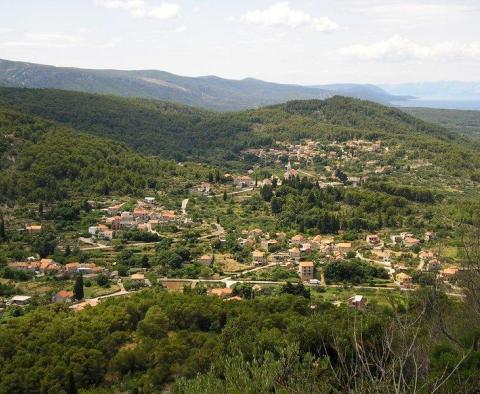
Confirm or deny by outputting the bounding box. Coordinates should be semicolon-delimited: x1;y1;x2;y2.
335;169;348;183
223;191;228;201
280;282;310;298
64;245;71;257
141;255;151;268
233;283;255;300
67;371;77;394
137;306;169;339
82;200;92;213
271;197;283;214
0;214;5;241
156;250;183;269
96;274;110;288
32;231;58;258
459;220;480;323
73;275;84;300
260;185;273;202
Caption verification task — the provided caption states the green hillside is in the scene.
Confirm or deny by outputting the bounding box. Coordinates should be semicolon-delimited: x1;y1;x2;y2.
0;87;252;161
1;87;480;178
403;106;480;140
0;108;202;202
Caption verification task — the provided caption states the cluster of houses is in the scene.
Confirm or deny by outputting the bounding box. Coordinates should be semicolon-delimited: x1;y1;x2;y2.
390;232;424;248
235;229;357;282
88;198;181;240
242;138;385;171
190;136;393;201
7;258;62;275
230;226;461;289
7;259;108;278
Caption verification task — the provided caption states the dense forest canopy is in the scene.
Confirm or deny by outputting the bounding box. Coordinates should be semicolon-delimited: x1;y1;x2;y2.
0;88;480;178
0;289;478;393
0;109;198;202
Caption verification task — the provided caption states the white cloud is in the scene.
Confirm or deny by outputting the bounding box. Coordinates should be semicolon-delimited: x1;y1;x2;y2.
339;35;480;62
95;0;179;19
240;2;338;32
347;1;478;26
94;0;145;10
1;32;86;48
174;25;187;33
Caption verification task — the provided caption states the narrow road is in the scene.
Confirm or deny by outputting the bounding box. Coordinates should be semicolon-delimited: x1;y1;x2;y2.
199;222;225;240
207;188;254;198
181;198;189;216
417;259;425;271
356;251;395;275
80;241;162;251
297;169;316;178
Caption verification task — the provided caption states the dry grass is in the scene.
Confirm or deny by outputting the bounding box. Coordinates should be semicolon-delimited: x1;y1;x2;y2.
214;254;252;273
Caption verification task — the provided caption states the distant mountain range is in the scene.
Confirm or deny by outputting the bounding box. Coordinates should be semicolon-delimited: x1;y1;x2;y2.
0;58;406;111
381;81;480;101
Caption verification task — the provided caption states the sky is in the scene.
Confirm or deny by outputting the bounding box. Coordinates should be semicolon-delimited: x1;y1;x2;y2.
0;0;479;84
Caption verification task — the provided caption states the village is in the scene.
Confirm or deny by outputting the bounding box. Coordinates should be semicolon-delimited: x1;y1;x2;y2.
0;137;462;316
1;181;461;314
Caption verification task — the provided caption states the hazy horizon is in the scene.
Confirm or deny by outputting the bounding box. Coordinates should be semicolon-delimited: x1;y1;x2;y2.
1;1;479;85
1;57;479;88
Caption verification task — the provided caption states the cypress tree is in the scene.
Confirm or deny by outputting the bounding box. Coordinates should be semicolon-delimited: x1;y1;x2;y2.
73;274;84;300
141;255;150;268
223;191;228;201
67;371;77;394
0;214;5;241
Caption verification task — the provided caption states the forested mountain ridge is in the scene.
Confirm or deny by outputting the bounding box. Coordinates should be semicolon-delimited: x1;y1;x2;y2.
0;108;201;202
403;106;480;141
1;87;480;178
0;58;404;110
0;87;251;161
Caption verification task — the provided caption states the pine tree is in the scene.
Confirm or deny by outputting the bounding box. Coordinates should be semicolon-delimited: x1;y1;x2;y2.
73;275;84;300
64;245;71;257
223;191;228;201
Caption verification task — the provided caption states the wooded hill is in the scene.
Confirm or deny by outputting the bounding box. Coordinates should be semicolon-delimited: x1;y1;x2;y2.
403;106;480;141
0;108;205;202
0;87;479;179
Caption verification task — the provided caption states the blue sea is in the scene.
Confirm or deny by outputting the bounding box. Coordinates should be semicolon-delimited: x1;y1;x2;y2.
393;99;480;111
